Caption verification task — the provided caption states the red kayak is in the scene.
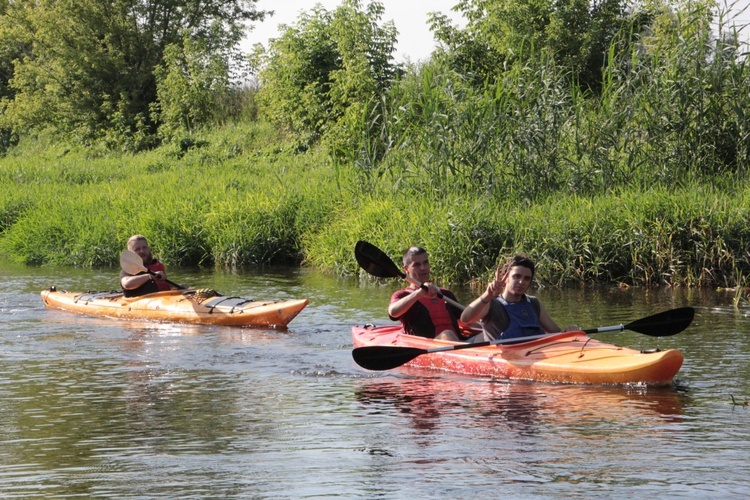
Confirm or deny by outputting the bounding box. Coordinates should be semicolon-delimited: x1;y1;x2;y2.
352;324;684;386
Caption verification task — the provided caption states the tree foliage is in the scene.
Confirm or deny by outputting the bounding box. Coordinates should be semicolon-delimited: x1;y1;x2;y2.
347;0;750;202
252;0;399;150
430;0;635;92
153;28;235;141
0;0;265;150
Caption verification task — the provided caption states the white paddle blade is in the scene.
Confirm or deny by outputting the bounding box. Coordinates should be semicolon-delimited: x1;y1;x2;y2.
120;249;148;275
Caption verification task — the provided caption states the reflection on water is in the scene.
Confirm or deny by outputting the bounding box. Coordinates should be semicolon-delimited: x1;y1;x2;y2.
355;374;686;438
2;260;750;497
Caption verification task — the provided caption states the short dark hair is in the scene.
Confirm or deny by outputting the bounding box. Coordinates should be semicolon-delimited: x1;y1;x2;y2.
402;246;427;266
502;254;535;278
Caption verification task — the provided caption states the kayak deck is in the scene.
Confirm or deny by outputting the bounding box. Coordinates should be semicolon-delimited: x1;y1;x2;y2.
352;325;684;386
41;287;308;328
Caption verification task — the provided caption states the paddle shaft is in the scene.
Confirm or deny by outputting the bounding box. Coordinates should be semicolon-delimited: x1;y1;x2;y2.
420;332;549;354
583;324;625;334
404;275;465;311
421;316;684;355
144;270;184;290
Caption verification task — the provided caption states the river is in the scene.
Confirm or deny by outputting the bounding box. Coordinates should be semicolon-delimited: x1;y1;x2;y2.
1;260;750;498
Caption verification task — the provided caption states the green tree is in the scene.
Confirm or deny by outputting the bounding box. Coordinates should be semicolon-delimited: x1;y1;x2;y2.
252;0;399;149
0;0;266;150
153;28;234;141
430;0;631;92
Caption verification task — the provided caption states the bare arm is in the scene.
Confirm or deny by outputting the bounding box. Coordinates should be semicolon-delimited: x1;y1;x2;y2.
537;302;562;333
461;267;505;324
460;292;491;324
119;269;165;290
388;284;439;318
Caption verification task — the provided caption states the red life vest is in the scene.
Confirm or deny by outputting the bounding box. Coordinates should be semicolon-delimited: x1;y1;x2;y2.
145;260;170;291
414;294;455;334
389;286;461;338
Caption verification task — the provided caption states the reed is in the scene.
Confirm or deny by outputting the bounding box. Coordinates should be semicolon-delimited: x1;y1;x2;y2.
0;122;342;268
3;124;750;288
303;181;750;288
2;4;750;290
345;4;750;202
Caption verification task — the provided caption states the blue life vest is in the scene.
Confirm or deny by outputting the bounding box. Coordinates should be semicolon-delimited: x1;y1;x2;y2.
496;296;545;340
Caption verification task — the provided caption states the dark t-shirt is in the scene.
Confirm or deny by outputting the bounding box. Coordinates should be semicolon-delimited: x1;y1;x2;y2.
122;272;159;297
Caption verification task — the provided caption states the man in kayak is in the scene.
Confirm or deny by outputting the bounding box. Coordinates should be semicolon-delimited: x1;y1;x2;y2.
460;254;572;342
119;235;174;297
388;246;466;341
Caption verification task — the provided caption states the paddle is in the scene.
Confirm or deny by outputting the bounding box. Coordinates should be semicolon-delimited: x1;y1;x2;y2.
352;306;696;371
354;240;465;310
119;249;186;290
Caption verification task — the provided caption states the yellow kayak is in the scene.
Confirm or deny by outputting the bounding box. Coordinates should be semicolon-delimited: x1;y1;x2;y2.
41;287;308;328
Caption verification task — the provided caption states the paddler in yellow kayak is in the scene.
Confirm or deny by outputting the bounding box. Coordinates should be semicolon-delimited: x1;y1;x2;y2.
461;254;576;342
119;234;178;297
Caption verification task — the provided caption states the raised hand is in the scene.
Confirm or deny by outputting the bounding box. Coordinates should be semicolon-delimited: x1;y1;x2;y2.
486;265;507;299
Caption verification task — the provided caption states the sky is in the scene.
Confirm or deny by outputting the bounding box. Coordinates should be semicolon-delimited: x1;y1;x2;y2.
719;0;750;39
243;0;750;64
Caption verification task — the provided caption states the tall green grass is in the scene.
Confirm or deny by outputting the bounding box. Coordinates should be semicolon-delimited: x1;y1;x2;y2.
3;4;750;289
0;122;342;268
349;4;750;201
2;121;750;288
301;182;750;288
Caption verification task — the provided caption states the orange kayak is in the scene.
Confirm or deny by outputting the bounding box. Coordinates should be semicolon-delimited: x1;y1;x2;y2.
41;287;308;328
352;324;684;386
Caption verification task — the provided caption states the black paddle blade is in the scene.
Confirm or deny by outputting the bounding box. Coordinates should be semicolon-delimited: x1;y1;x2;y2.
352;345;427;371
354;241;406;279
625;306;695;337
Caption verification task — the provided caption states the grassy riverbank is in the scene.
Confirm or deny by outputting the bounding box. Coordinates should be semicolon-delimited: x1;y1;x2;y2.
2;123;749;289
2;2;749;289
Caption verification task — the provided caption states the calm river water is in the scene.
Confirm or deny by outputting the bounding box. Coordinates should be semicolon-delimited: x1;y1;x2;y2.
2;260;750;498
